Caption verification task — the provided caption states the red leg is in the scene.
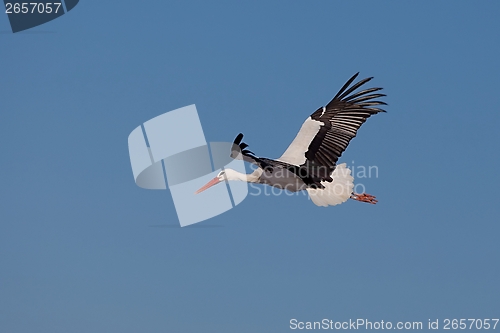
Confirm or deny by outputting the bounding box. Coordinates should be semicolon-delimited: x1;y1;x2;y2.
350;193;378;204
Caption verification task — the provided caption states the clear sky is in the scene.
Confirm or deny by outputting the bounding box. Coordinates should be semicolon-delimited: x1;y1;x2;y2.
1;1;499;332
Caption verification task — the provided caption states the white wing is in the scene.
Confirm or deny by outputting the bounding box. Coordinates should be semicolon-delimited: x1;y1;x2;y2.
278;73;386;175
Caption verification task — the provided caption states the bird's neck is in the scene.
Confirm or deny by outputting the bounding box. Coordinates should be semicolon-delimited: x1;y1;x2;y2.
246;169;262;183
226;168;262;183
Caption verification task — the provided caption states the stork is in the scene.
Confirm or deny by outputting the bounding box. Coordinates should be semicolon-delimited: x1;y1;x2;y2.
196;73;386;206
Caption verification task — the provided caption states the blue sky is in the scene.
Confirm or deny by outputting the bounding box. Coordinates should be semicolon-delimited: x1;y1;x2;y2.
1;1;499;332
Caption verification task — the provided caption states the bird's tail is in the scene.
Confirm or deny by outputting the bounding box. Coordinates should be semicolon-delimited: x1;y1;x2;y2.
306;163;354;207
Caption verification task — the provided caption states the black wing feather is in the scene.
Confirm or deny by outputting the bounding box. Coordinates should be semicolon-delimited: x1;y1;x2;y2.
231;133;273;170
304;73;386;182
229;73;386;189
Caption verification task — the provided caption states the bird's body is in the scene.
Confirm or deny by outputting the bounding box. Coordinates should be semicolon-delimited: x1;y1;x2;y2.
238;166;307;192
196;73;386;206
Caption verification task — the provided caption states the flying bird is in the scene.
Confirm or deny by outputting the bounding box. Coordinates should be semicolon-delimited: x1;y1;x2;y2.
196;73;386;206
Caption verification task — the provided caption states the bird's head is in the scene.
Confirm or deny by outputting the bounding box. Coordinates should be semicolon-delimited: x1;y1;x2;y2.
195;169;243;194
194;169;249;194
194;170;225;194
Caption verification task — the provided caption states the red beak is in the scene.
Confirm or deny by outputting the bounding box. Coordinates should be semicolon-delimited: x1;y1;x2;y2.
195;177;221;194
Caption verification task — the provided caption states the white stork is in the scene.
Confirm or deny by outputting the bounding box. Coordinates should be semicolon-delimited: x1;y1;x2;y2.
196;73;386;206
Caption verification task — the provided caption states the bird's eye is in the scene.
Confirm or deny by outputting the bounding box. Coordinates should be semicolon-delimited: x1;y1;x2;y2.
218;171;225;177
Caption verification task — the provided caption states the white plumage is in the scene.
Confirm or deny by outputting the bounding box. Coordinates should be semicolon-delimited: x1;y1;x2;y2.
306;163;354;207
279;117;323;166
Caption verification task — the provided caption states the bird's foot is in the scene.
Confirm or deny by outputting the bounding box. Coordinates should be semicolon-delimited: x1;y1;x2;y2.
351;193;378;204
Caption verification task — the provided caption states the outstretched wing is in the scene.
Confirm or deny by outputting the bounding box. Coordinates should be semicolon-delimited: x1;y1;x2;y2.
278;73;386;182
